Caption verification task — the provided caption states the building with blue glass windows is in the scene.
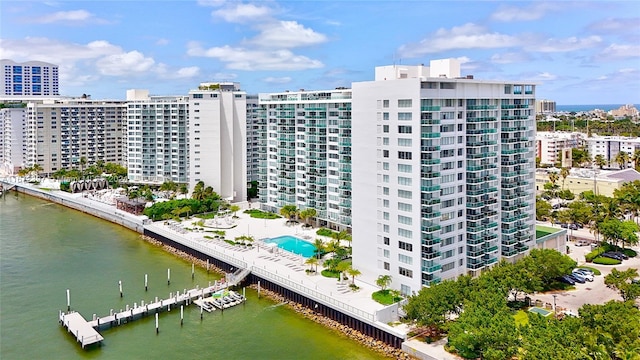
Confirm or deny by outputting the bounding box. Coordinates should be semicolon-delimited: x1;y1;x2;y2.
1;59;59;96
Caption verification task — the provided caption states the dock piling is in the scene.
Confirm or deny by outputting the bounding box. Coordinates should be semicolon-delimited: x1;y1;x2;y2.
155;313;159;334
191;263;194;279
119;280;123;298
167;268;170;286
66;289;70;311
180;305;184;326
145;274;148;291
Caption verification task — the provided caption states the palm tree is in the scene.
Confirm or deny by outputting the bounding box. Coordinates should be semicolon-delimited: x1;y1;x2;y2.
280;204;298;223
346;266;361;286
615;151;629;169
229;204;241;217
594;154;607;169
560;167;570;190
633;150;640;170
313;238;325;260
376;275;392;291
298;208;317;228
79;156;87;175
191;181;205;200
305;257;319;273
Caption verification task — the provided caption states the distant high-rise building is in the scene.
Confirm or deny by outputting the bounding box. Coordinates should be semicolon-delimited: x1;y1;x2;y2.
125;89;189;184
1;60;59;97
188;82;247;203
535;99;556;114
351;59;536;294
257;89;353;230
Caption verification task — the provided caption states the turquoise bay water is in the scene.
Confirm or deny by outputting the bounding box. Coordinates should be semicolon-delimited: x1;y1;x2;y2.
264;235;316;258
0;193;384;359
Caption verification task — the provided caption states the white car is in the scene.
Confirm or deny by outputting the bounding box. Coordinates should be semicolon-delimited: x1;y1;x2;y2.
572;269;594;282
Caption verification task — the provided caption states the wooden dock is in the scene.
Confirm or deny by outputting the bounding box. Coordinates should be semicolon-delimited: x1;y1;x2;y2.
60;283;229;348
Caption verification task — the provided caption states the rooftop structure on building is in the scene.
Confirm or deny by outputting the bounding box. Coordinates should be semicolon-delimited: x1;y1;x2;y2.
257;88;353;231
125;89;189;184
188;82;247;203
1;59;59;97
351;58;537;295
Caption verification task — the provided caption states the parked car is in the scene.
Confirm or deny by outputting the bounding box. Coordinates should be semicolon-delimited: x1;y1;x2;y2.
611;251;629;260
572;269;594;282
561;223;568;228
567;273;586;284
569;224;579;230
575;240;589;247
573;268;594;276
601;252;624;261
559;275;576;285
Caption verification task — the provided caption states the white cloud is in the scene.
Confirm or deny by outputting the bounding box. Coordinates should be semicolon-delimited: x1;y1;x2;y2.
535;36;602;52
490;52;532;64
187;43;323;71
213;3;271;23
263;76;292;84
156;38;170;46
491;3;561;22
588;18;640;34
251;21;328;48
398;23;520;57
96;51;155;76
29;9;106;24
212;72;238;80
595;43;640;61
197;0;225;7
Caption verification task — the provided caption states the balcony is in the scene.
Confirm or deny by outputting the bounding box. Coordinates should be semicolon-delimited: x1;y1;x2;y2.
422;264;442;273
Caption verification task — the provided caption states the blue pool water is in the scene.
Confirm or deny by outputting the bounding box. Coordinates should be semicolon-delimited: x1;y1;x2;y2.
264;235;316;258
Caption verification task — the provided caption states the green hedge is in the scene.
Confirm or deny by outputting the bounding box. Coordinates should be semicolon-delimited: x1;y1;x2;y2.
592;256;621;265
316;228;334;237
243;209;281;219
585;247;605;262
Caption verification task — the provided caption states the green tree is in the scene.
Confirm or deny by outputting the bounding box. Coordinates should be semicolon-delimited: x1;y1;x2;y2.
376;275;392;291
519;315;584;360
298;208;317;228
280;204;299;223
447;290;519;360
528;249;576;286
604;268;640;302
594;154;607;169
615;151;630;169
229;204;241;217
536;196;552;221
79;156;87;175
560;167;570;190
346;266;361;285
191;181;205;200
305;257;319;273
313;238;325;260
579;301;640;358
599;219;639;249
404;277;471;333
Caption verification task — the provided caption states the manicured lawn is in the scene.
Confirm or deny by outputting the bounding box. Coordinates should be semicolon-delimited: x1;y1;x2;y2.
372;290;403;305
243;209;281;219
535;225;559;239
321;269;340;278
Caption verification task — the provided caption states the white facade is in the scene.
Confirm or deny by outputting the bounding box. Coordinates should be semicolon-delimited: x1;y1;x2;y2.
258;89;353;230
24;99;127;174
535;131;582;166
535;99;556;114
188;82;247;203
126;90;189;184
0;105;27;174
352;59;536;294
585;135;640;168
1;60;59;96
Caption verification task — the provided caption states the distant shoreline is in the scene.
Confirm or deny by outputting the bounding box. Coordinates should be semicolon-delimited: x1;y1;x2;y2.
555;104;640;112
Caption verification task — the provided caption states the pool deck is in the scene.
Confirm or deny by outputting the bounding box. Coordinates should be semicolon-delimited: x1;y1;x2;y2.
146;209;393;319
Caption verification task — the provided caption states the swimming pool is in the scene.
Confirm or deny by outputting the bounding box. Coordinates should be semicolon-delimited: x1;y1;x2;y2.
264;235;316;258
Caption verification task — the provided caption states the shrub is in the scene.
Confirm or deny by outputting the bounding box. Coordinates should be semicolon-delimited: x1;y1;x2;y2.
592;256;621;265
321;269;340;278
316;228;334;237
243;209;281;219
623;248;637;258
585;247;605;262
372;290;403;305
204;235;213;239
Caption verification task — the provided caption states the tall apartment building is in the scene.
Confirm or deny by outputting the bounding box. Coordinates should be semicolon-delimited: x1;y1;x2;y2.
188;82;247;203
258;89;353;230
0;104;27;174
2;60;59;96
125;89;189;184
246;95;264;183
351;59;536;294
585;135;640;168
535;99;556;114
24;99;126;174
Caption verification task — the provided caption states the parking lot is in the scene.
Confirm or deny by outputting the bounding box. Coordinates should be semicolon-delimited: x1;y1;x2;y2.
531;230;640;313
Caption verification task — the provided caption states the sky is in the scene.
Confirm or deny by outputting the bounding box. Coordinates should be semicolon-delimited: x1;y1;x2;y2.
1;1;639;104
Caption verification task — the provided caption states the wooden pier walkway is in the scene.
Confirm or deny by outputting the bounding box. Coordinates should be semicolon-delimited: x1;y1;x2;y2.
59;283;227;348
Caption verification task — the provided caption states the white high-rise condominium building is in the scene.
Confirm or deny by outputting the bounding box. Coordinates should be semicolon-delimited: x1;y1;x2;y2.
24;99;126;174
246;95;264;183
352;59;536;294
585;135;640;168
126;89;189;184
2;60;59;96
0;104;27;174
535;99;556;114
258;89;353;230
189;82;247;203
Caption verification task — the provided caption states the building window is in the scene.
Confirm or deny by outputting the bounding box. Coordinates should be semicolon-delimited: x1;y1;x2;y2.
398;112;412;121
398;99;412;108
398;125;412;133
398;241;413;251
398;151;412;160
399;254;413;265
399;267;413;278
383;100;389;108
384;262;390;270
442;262;455;272
398;138;412;147
383;237;390;245
397;176;412;186
192;94;203;99
398;164;412;173
398;189;412;199
383;112;389;120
